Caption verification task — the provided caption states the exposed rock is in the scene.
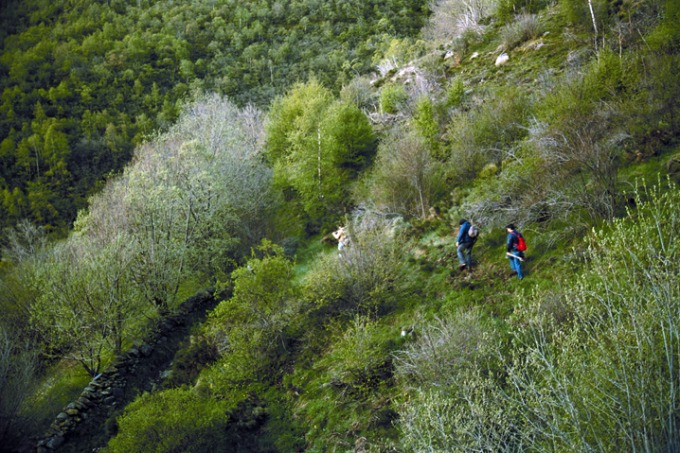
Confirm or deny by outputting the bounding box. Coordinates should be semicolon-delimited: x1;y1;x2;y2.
495;52;509;66
46;435;65;450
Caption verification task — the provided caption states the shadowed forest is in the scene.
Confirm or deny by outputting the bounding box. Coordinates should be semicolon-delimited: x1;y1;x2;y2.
1;0;680;451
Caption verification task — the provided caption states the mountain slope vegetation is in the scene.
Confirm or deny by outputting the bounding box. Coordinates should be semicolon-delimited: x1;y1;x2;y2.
0;0;427;235
1;0;680;451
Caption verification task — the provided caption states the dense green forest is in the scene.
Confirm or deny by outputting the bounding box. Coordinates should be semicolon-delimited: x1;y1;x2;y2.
0;0;426;235
2;0;680;451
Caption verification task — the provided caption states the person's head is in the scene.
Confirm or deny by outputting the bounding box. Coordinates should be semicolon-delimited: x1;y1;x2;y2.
505;223;516;232
459;219;468;226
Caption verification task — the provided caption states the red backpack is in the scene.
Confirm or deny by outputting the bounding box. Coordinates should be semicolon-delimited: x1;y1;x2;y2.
513;231;527;252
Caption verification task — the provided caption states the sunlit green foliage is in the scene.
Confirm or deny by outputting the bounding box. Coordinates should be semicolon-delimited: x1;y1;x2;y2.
3;0;680;451
291;315;401;451
0;0;427;235
266;80;376;230
108;388;229;453
203;241;297;397
379;83;409;114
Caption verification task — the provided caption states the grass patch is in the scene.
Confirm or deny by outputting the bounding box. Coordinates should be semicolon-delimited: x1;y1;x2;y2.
20;359;91;437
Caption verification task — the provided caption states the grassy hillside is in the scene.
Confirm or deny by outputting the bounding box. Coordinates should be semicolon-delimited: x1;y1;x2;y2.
2;0;680;451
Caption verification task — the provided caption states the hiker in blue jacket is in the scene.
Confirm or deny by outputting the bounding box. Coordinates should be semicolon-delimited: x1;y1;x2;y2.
505;224;524;280
456;219;475;270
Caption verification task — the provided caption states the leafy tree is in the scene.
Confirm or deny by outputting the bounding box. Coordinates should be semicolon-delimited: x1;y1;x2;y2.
30;232;140;376
412;96;443;159
266;80;376;229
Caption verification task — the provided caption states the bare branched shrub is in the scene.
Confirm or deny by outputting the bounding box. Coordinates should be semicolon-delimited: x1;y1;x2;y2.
394;310;499;388
405;68;443;108
1;219;48;266
395;310;516;450
363;128;446;219
500;13;542;50
376;56;400;77
340;76;378;111
460;152;556;228
425;0;499;42
445;86;531;186
532;108;625;222
398;381;520;452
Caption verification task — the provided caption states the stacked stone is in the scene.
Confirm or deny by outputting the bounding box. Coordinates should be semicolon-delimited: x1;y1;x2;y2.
35;343;155;452
34;290;216;452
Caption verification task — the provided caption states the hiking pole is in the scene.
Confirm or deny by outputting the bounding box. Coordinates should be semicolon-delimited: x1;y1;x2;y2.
506;252;524;262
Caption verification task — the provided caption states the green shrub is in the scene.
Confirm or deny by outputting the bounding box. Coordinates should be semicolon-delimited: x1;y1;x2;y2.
647;0;680;52
107;388;228;453
205;241;298;394
301;215;412;319
412;96;443;159
291;315;399;451
379;84;408;114
445;76;466;109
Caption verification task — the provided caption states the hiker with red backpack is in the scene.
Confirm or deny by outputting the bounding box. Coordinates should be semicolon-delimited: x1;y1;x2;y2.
505;224;526;280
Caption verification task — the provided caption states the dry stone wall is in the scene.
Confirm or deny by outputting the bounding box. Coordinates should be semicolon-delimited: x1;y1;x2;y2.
34;290;217;452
